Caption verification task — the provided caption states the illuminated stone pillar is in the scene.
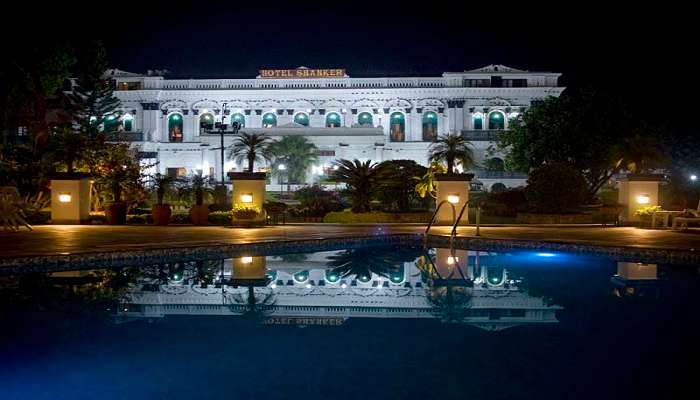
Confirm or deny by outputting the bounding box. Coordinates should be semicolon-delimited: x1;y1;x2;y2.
434;173;473;225
229;172;267;225
617;174;664;223
50;174;92;224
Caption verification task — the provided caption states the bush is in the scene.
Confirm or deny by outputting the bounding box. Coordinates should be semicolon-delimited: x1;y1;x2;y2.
25;211;51;224
127;214;152;224
208;211;232;225
170;212;191;224
294;185;345;217
482;189;527;217
208;203;232;212
525;162;587;214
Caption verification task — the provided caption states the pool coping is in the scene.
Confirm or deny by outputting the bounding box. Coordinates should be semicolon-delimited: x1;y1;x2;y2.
0;232;698;275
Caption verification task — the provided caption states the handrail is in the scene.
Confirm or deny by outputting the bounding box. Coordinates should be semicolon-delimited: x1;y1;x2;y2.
449;201;481;248
424;200;456;244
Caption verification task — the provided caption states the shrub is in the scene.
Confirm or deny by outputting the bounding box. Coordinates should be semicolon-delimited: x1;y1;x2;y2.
126;214;152;224
323;211;431;223
525;162;587;214
170;212;191;224
232;205;260;219
208;211;232;225
482;189;527;217
634;205;662;218
208;203;232;212
294;185;345;217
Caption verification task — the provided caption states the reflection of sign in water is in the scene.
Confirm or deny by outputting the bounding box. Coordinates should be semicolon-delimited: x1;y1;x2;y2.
265;316;345;326
259;68;346;79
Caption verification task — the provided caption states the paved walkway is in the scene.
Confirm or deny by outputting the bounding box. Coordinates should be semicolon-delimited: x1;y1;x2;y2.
1;224;699;259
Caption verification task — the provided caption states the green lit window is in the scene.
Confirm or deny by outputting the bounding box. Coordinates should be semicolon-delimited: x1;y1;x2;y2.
231;113;245;128
104;114;120;133
473;115;483;130
199;113;214;130
488;111;505;130
294;112;309;126
326;112;341;127
262;113;277;128
357;112;373;126
168;114;183;142
389;112;405;142
422;111;438;141
123;114;133;132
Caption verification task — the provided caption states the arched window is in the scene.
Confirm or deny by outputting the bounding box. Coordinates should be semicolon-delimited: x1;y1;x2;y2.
486;267;505;286
262;112;277;128
293;270;309;283
326;112;341;128
389;265;405;284
357;112;373;126
168;113;183;142
490;182;507;193
104;113;120;133
422;111;438;141
325;270;341;284
473;114;483;130
488;111;505;130
199;113;214;131
231;113;245;128
484;157;505;171
122;114;133;132
294;112;309;126
389;112;405;142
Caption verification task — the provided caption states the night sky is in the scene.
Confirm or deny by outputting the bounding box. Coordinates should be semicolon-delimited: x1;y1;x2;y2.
5;1;695;128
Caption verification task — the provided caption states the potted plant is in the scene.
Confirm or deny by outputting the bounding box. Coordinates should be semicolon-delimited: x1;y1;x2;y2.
232;204;260;220
188;174;213;225
150;173;175;225
96;144;142;225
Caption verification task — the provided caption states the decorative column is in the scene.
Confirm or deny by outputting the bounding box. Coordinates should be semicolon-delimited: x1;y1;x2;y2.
617;174;664;223
50;173;92;224
140;102;160;142
183;110;195;142
434;173;474;225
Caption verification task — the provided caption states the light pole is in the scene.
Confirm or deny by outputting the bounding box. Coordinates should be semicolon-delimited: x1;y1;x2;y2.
278;163;286;195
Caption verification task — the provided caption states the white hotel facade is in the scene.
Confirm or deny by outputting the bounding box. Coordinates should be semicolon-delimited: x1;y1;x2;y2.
108;65;563;190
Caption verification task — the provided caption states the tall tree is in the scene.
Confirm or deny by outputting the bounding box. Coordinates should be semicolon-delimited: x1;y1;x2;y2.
268;135;318;188
428;134;475;174
330;159;389;213
3;40;75;152
68;41;120;138
497;88;663;198
227;132;272;172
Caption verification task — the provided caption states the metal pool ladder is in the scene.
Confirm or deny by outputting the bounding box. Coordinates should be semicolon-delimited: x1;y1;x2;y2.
424;200;456;245
448;201;482;248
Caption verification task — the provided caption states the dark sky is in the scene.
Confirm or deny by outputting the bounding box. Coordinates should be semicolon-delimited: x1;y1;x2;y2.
7;1;696;127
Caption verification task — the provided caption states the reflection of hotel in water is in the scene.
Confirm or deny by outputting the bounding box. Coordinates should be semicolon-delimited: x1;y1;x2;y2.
118;249;562;331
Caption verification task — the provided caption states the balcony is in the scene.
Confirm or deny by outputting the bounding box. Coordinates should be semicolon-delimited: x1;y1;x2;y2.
461;130;502;141
105;131;144;142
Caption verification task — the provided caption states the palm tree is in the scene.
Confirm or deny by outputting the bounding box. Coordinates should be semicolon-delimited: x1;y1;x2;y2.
428;134;475;174
268;136;319;189
227;132;272;172
326;246;423;282
330;159;390;213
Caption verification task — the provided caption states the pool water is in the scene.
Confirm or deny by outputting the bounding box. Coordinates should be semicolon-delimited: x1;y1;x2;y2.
1;245;698;399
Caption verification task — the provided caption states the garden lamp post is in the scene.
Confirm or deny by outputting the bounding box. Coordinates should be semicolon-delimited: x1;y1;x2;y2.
216;102;242;184
278;163;286;195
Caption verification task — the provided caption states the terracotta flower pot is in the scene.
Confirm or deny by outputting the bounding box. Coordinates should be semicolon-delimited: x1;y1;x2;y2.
191;204;210;225
152;204;172;226
104;202;127;225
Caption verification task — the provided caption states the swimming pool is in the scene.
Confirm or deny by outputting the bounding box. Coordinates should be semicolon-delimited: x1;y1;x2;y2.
1;244;698;399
